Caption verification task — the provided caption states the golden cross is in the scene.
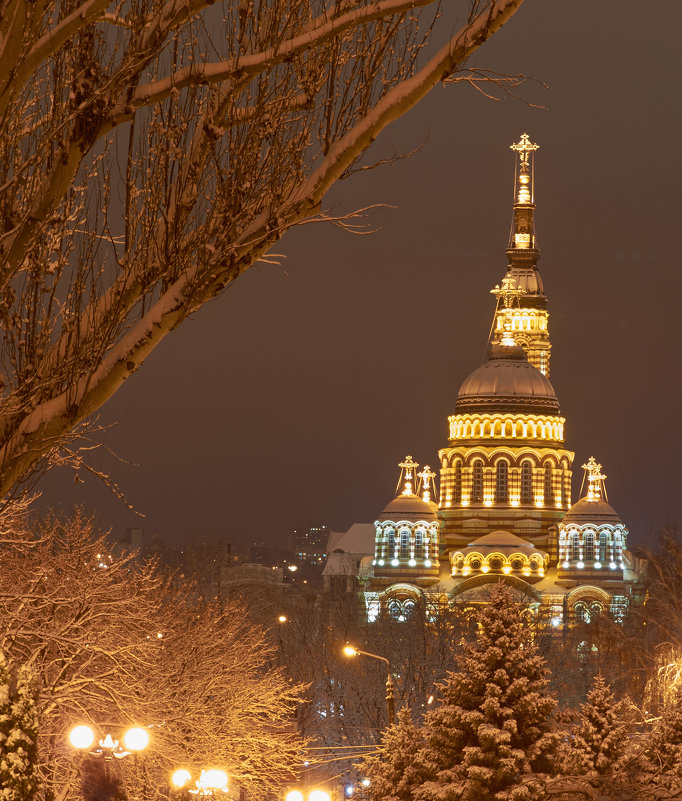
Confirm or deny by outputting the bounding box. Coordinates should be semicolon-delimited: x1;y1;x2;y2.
582;456;606;500
418;465;436;503
510;133;539;168
398;455;419;496
491;274;525;309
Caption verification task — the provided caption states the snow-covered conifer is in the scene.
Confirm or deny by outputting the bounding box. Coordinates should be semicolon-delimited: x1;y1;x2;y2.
359;706;426;801
415;582;558;801
566;674;632;776
643;686;682;792
0;659;40;800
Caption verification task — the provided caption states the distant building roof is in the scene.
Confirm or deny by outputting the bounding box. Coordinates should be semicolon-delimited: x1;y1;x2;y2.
326;523;374;557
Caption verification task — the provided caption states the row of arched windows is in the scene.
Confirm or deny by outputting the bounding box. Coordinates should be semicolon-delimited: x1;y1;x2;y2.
448;416;563;441
444;458;568;506
442;452;569;471
497;312;547;331
376;525;437;562
560;528;624;566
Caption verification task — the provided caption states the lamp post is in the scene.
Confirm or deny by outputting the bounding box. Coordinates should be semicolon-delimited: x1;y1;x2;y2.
69;724;149;801
285;790;331;801
171;768;229;796
343;645;395;726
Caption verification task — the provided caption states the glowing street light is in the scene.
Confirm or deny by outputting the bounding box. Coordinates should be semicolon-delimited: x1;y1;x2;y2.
285;790;330;801
68;724;149;759
69;724;149;801
171;767;229;796
343;645;396;725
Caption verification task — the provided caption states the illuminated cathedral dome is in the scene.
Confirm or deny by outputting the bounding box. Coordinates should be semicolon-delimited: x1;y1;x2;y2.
372;457;440;578
557;458;628;581
563;495;622;525
378;494;437;522
455;344;559;415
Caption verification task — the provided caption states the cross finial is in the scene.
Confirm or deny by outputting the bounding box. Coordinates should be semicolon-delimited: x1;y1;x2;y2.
491;275;524;346
418;465;436;503
398;455;419;496
582;456;607;501
510;133;539;168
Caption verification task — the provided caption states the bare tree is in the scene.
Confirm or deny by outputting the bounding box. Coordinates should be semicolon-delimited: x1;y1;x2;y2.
0;0;524;501
0;510;305;799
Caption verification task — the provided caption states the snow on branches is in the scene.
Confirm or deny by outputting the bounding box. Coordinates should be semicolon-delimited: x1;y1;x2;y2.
0;510;306;800
415;583;558;801
0;0;524;503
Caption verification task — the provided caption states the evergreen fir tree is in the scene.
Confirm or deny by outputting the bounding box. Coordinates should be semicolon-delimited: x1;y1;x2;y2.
643;686;682;792
415;583;558;801
0;657;41;801
566;674;632;776
359;707;426;801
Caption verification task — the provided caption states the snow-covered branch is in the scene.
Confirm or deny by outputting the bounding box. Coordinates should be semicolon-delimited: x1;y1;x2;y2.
0;0;525;503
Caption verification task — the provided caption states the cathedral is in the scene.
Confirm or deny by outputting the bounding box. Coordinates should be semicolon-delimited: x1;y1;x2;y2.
359;134;645;625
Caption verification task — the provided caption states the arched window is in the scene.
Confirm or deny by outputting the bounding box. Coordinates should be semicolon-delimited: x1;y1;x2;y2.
495;460;509;503
584;531;595;562
561;463;569;508
574;603;588;624
569;532;580;561
544;462;553;505
387;530;395;558
400;530;410;559
589;602;602;620
414;530;424;559
521;461;533;504
599;532;609;562
471;460;484;503
454;461;462;504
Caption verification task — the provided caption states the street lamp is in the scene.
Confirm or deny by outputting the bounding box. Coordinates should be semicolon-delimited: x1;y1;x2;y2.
343;645;396;725
285;790;330;801
171;768;229;796
69;724;150;759
69;724;149;801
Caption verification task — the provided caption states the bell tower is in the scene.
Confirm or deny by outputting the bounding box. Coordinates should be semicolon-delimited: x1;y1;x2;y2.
490;133;551;376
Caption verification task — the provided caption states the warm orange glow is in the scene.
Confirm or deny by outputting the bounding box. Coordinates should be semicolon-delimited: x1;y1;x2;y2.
69;725;95;750
202;769;228;789
172;769;192;789
123;727;149;752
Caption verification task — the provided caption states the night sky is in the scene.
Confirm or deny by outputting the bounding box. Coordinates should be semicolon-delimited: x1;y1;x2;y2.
36;1;682;549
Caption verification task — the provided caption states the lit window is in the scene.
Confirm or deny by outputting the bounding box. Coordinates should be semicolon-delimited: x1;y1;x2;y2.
543;463;553;507
584;532;595;562
414;530;424;560
471;461;484;504
520;461;533;505
400;530;410;559
454;461;462;504
495;460;509;504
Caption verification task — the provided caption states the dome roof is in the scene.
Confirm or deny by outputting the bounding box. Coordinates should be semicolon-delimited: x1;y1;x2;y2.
562;496;623;526
455;344;559;415
506;266;544;297
377;494;438;523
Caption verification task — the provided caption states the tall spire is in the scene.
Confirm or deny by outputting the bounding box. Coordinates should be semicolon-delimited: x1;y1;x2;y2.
488;133;551;377
509;133;539;254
